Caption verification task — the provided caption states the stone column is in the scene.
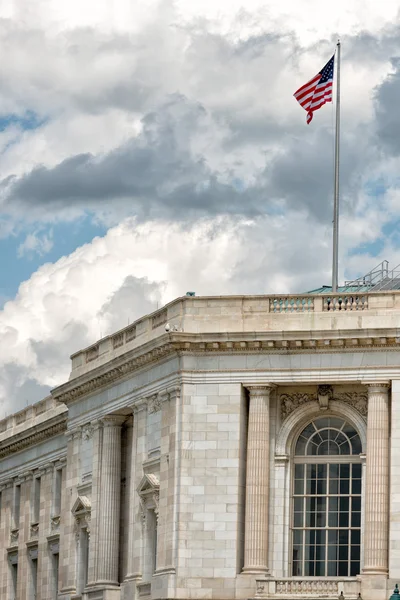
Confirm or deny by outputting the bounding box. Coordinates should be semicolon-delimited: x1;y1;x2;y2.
243;385;274;574
125;406;140;583
363;383;390;574
95;415;125;587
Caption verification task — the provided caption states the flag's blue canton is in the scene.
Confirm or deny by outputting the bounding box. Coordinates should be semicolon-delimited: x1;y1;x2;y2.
319;56;335;83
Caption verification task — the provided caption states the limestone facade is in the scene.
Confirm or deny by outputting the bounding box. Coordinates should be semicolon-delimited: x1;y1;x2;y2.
1;292;400;600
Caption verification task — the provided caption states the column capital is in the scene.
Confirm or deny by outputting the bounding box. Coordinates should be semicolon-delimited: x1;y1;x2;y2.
364;382;390;391
246;384;276;396
100;414;126;428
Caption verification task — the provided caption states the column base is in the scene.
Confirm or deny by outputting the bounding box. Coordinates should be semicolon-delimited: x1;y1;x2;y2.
360;572;389;600
242;568;271;576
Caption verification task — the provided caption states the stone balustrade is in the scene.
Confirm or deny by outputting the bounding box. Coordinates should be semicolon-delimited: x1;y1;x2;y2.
66;291;400;380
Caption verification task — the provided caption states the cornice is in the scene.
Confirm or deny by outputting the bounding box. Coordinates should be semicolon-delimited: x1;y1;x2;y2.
51;329;400;405
0;414;67;460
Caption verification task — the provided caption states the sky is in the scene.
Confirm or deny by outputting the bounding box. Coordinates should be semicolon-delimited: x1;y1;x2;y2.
1;0;400;416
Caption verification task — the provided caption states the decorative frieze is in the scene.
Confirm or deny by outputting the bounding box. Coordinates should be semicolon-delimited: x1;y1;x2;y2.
280;387;368;420
52;331;400;405
0;418;67;460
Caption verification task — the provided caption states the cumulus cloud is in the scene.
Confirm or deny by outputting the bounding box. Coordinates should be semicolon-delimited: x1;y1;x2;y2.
17;229;53;258
0;208;395;417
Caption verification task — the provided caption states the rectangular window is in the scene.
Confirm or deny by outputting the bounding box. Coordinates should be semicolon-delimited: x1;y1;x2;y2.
32;478;41;524
8;553;18;600
30;557;38;600
53;469;62;516
77;529;89;594
292;461;362;577
52;553;59;599
13;485;21;528
143;509;158;580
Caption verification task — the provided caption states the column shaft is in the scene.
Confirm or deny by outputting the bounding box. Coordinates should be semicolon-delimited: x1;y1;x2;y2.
95;416;124;586
363;383;390;573
243;385;273;574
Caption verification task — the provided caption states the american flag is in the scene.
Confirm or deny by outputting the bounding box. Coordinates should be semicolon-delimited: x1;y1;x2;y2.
294;55;335;124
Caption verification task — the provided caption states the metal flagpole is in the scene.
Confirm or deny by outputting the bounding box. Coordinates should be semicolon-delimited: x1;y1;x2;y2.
332;39;341;293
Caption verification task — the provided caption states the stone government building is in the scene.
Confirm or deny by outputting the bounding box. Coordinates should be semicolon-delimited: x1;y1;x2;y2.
1;281;400;599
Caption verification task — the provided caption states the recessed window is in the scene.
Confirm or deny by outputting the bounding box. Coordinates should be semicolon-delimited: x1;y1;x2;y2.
292;417;362;577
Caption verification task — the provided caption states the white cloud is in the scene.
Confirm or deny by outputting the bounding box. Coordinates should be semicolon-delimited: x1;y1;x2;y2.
0;205;393;417
17;229;54;258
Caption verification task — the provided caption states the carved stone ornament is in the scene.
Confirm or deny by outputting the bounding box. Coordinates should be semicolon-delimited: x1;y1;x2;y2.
30;523;39;539
280;388;368;420
334;392;368;417
71;495;91;540
82;425;93;441
50;515;61;532
317;385;333;411
137;473;160;524
10;529;19;546
280;393;313;419
148;394;162;414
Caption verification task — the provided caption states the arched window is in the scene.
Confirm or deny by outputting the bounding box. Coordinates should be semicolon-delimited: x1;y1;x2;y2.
292;417;362;577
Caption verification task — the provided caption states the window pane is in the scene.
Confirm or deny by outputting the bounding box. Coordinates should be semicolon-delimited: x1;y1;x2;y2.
340;497;349;512
293;530;302;545
350;435;362;455
305;561;314;576
340;464;350;478
339;512;349;527
292;561;301;576
307;465;317;479
315;562;325;576
294;498;303;512
301;423;317;439
317;464;327;478
352;479;361;494
352;464;362;478
295;438;307;455
329;512;339;527
339;546;348;560
294;464;304;479
350;561;360;576
329;479;339;494
340;479;350;494
339;441;350;455
338;562;348;576
293;545;302;562
329;464;340;478
315;530;326;546
317;479;327;494
328;546;338;561
351;512;361;527
342;422;357;437
351;545;360;561
294;512;303;527
351;530;360;545
352;498;361;512
305;530;315;545
327;561;338;576
315;545;326;561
